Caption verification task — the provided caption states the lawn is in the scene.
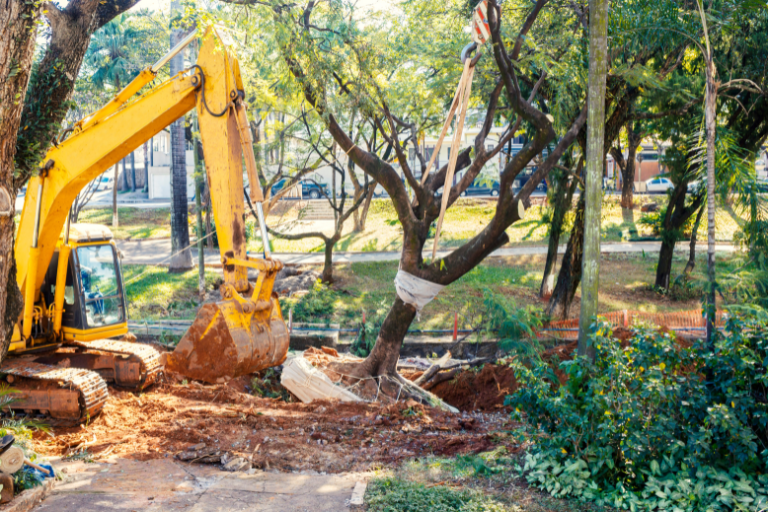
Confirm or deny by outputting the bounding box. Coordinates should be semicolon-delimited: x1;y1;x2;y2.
124;250;741;329
76;207;175;240
123;265;221;321
68;195;747;255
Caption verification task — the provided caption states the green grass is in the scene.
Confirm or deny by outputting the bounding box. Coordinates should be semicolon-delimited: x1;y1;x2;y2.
64;196;746;255
281;250;738;331
122;265;221;321
246;196;745;253
365;451;601;512
121;250;743;329
76;207;174;240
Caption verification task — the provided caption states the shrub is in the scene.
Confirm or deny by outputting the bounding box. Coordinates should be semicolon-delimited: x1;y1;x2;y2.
365;477;512;512
508;314;768;511
350;299;389;357
481;290;544;358
290;280;336;324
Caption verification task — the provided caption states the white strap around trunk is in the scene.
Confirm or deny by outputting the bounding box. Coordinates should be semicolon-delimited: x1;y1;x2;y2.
394;270;445;312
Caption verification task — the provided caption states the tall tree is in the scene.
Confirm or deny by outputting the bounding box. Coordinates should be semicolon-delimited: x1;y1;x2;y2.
4;0;145;358
168;0;193;272
0;1;41;361
252;0;590;387
578;0;608;359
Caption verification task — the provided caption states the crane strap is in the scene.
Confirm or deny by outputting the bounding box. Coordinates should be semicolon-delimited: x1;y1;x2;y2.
427;55;477;259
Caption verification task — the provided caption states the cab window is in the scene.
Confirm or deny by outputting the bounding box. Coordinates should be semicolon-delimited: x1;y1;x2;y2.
76;245;124;327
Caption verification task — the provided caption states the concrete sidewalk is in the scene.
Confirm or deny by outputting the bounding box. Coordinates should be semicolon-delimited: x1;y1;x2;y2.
116;238;738;266
33;457;368;512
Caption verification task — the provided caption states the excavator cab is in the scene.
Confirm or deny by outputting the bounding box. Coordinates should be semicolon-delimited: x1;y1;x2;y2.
50;228;127;337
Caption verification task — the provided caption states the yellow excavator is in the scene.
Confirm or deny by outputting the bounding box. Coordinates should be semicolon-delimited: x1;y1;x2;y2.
5;26;289;421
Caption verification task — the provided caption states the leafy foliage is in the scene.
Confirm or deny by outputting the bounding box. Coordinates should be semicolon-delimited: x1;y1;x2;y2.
250;368;292;401
480;290;544;358
290;280;336;324
350;298;389;357
509;315;768;510
365;476;512;512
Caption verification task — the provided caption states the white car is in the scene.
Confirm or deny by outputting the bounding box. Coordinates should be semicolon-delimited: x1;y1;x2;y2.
645;176;674;193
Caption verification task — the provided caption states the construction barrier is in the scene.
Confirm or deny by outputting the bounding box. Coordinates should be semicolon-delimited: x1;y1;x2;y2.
542;309;727;341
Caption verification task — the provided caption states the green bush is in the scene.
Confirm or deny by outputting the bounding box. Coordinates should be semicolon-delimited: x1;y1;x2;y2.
290;280;336;324
365;477;512;512
508;314;768;511
350;299;389;357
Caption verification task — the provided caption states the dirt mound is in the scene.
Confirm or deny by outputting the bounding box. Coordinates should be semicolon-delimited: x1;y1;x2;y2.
273;267;321;296
430;364;519;412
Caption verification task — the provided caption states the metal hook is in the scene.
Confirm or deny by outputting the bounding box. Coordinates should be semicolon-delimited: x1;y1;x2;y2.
460;42;482;66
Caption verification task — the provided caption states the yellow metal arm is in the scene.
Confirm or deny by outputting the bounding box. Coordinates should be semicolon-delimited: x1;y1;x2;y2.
16;26;275;345
15;73;199;300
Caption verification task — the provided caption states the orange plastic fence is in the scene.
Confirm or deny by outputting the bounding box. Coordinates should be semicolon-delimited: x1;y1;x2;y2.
542;309;726;340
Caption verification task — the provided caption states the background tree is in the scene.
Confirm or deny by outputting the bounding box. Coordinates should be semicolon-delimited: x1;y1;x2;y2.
168;0;194;272
85;14;139;225
4;0;146;358
223;0;590;393
578;0;609;358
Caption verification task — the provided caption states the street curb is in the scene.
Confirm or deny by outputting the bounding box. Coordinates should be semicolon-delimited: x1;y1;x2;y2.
0;479;55;512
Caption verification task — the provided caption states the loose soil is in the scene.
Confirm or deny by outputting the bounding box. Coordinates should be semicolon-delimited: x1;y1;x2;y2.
29;375;515;474
429;364;520;412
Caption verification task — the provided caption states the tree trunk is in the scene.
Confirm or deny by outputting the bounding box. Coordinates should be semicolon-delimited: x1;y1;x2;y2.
356;185;376;232
205;195;215;249
130;151;136;192
655;239;676;290
547;194;586;320
620;123;641;209
685;205;704;275
336;297;417;379
143;141;150;192
0;0;40;356
704;66;717;350
194;135;206;299
579;0;608;359
540;169;578;298
654;184;700;290
112;164;119;228
320;235;339;284
168;0;193;272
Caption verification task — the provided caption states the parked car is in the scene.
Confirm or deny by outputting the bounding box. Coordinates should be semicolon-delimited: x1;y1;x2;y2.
512;168;547;193
687;180;703;194
645;176;674;193
460;178;500;197
270;178;330;199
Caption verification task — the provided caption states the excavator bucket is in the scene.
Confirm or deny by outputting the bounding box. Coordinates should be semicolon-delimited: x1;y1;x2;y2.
164;25;290;384
165;263;290;384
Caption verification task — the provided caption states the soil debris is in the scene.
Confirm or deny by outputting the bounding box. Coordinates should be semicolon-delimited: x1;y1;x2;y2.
30;377;514;473
429;364;519;412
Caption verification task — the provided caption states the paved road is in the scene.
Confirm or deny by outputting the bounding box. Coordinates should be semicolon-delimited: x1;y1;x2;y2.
116;238;737;266
34;457;367;512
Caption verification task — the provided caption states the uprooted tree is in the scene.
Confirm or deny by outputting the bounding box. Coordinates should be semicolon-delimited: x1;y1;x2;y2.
222;0;589;389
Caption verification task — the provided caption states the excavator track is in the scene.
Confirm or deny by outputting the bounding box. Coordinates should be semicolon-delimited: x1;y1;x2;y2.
67;339;163;389
0;360;108;421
